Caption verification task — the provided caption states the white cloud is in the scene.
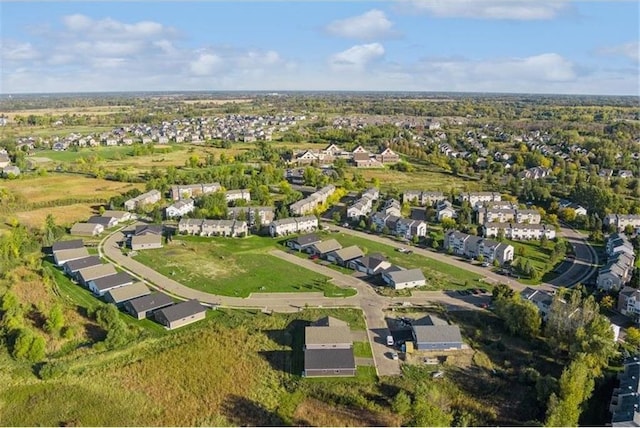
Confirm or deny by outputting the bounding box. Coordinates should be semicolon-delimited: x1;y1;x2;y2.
1;41;40;61
189;53;224;76
597;41;640;63
61;14;172;39
325;10;397;40
397;0;569;20
329;43;385;71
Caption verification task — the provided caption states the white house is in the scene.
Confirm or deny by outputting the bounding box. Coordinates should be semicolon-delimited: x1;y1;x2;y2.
381;267;426;290
165;199;195;219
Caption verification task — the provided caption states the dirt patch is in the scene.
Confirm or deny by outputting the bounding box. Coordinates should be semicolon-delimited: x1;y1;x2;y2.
294;398;398;427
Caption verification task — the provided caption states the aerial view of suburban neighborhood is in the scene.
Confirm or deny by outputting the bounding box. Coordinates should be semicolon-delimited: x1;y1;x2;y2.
0;1;638;427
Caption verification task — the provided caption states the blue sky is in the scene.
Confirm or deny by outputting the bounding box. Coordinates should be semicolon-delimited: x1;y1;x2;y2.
1;1;638;95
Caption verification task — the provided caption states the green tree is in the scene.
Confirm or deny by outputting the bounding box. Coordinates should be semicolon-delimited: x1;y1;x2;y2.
625;327;640;349
545;356;595;427
45;304;65;336
12;328;46;362
392;390;412;416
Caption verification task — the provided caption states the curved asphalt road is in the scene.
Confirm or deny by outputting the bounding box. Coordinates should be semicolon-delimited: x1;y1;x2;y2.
547;226;599;288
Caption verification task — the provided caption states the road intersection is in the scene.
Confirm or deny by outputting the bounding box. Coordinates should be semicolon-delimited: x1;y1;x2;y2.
98;221;597;376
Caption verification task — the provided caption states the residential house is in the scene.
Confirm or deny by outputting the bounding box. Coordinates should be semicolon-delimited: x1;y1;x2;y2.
403;190;446;207
70;222;104;237
479;239;514;265
124;292;174;320
201;219;248;237
609;356;640;426
436;200;457;222
88;272;135;296
411;315;464;351
101;210;132;223
521;287;554;320
227;206;275;227
225;189;251;204
169;182;221;200
131;234;163;250
515;209;542;224
483;223;556;240
347;253;391;275
286;233;322;252
63;256;102;279
445;230;514;264
326;245;364;266
51;239;84;253
165;199;195;219
395;218;427;240
380;199;402;217
2;165;20;177
382;267;426;290
154;299;207;329
87;215;118;229
484;208;516;224
518;166;552;180
304;317;355;377
605;214;640;232
104;282;150;307
597;233;636;291
617;287;640;322
618;170;634;179
53;247;90;267
346;188;378;220
77;264;118;287
124;190;161;211
269;216;318;237
307;239;342;257
289;185;336;216
376;147;400;164
459;192;501;207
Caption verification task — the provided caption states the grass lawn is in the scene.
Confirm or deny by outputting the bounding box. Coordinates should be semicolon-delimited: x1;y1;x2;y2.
353;341;373;358
508;239;558;285
133;235;346;298
349;165;481;193
322;231;483;289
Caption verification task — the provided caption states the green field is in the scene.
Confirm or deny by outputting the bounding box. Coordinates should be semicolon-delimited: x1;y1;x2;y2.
322;232;484;289
506;239;559;285
132;235;355;298
34;144;178;163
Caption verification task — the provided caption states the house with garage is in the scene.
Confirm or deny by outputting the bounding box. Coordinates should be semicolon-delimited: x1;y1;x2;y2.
382;267;426;290
304;316;356;378
307;239;342;257
154;299;207;329
124;292;174;320
347;253;391;275
131;234;163;250
478;239;514;265
165;199;195;219
104;282;150;307
520;287;555;320
51;239;84;253
436;200;457;221
411;315;463;351
101;210;132;223
70;222;104;237
88;272;135;296
286;233;321;252
77;263;118;287
326;245;364;266
202;219;248;237
87;215;118;229
124;189;162;211
53;247;90;267
63;256;102;279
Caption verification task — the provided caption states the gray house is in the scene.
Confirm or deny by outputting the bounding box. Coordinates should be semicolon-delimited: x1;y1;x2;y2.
104;282;150;306
63;256;102;279
124;292;174;320
88;272;135;296
286;233;321;252
412;315;463;351
154;299;207;329
303;316;356;378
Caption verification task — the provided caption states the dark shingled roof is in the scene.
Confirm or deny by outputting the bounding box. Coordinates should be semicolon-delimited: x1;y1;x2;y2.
134;224;163;236
87;216;115;226
155;299;206;322
126;292;173;314
304;349;356;371
90;272;134;292
289;233;321;247
52;239;84;252
63;256;102;272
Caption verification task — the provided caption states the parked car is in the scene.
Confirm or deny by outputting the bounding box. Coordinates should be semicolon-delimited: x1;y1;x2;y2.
386;335;395;346
482;262;490;267
391;352;399;361
309;254;319;260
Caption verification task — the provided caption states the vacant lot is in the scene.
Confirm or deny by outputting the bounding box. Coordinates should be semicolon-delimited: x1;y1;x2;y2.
350;166;481;193
13;204;95;228
133;235;353;297
1;174;143;205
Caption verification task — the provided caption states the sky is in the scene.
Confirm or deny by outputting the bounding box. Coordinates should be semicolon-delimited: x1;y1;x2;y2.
1;1;639;95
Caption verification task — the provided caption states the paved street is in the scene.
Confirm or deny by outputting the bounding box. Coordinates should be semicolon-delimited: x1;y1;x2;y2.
100;220;597;378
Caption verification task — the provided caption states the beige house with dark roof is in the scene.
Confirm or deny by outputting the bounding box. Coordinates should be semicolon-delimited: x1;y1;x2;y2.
70;222;104;237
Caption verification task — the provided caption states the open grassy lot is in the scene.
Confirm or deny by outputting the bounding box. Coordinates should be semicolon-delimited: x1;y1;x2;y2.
0;307;400;427
13;204;95;229
321;231;483;289
133;235;351;298
1;174;143;205
349;165;481;193
506;239;558;285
